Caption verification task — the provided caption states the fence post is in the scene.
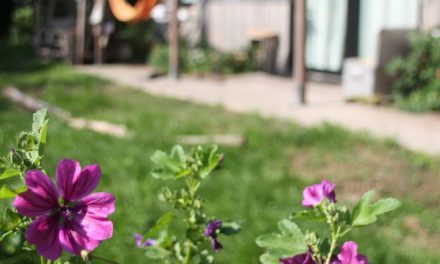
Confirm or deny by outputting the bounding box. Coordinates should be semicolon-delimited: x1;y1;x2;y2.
169;0;180;80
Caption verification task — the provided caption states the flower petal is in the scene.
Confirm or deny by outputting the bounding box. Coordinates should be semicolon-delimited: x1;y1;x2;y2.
57;160;102;201
321;179;336;203
56;159;82;201
14;170;59;217
134;234;155;248
302;184;323;207
211;238;223;252
302;179;336;207
79;192;115;217
26;215;63;260
134;233;143;248
65;192;115;242
79;214;113;241
72;164;102;200
205;220;222;237
59;223;100;255
337;241;369;264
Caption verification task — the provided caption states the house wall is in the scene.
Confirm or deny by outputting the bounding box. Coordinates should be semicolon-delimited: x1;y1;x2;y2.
421;0;440;30
205;0;427;75
206;0;291;74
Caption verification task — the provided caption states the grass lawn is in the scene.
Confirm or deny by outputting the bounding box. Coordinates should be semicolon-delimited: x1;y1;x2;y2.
1;43;440;263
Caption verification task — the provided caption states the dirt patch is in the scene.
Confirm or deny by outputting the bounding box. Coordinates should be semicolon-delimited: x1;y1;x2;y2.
289;146;439;204
402;215;440;250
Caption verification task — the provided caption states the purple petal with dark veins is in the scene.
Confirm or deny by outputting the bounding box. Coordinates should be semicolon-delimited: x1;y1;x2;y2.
26;215;63;260
14;170;59;217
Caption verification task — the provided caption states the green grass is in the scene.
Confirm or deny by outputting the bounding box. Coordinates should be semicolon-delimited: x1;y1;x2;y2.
1;43;440;263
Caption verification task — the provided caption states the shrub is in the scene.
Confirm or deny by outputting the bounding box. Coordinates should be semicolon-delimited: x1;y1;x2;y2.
9;5;34;44
387;30;440;112
148;43;255;75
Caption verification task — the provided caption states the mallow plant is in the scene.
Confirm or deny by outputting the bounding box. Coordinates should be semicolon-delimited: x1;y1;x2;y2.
256;179;401;264
0;109;403;264
134;145;241;263
0;109;116;264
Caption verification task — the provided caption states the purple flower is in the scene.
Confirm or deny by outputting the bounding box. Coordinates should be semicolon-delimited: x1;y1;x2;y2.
302;179;336;207
332;241;369;264
204;220;223;252
13;159;115;260
134;233;156;248
280;251;316;264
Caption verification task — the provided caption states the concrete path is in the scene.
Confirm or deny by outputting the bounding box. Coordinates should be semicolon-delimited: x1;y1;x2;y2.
76;65;440;155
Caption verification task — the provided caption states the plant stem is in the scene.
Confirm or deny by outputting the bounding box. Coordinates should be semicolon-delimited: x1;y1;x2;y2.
311;253;323;264
339;227;352;237
325;226;340;264
183;242;192;264
321;204;340;264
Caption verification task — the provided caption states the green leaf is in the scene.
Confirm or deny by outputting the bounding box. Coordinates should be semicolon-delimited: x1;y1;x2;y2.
32;108;49;159
0;168;21;180
0;185;27;199
290;209;326;222
219;222;241;236
200;145;223;179
145;246;171;259
170;145;186;162
351;191;401;227
0;252;35;264
351;191;376;226
256;219;307;259
151;146;187;180
372;198;401;215
32;109;47;133
144;212;174;239
0;208;22;231
259;252;280;264
151;151;172;169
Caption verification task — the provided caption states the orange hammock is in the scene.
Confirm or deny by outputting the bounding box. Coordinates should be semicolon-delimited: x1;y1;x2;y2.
108;0;157;23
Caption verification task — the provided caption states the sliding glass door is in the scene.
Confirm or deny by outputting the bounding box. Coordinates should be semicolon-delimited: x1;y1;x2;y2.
306;0;348;72
359;0;419;60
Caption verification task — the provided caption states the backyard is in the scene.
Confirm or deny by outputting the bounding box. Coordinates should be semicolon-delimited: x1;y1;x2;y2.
1;44;440;263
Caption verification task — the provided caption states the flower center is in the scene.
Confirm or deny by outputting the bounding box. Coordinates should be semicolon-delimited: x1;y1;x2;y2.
60;206;76;221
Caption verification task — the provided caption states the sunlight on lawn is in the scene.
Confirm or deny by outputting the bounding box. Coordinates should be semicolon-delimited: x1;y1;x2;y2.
1;58;440;263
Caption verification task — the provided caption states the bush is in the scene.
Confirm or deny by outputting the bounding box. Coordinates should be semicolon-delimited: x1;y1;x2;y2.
387;30;440;112
9;5;33;44
117;20;156;62
148;43;255;75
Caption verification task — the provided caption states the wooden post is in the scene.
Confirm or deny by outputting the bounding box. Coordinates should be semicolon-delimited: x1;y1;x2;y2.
75;0;87;64
33;0;41;46
93;29;103;64
199;0;208;47
169;0;180;80
293;0;307;104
